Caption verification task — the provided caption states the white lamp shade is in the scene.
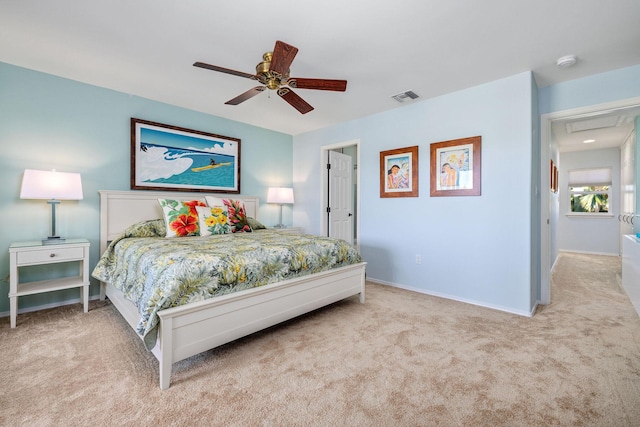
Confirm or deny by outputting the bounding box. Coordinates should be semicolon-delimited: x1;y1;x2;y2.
20;169;83;200
267;187;294;204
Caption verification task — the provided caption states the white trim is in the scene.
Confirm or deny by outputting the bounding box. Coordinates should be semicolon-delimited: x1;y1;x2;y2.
558;249;620;257
366;278;536;318
565;213;614;218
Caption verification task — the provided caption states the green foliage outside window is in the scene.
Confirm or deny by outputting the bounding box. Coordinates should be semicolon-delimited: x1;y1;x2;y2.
569;186;609;213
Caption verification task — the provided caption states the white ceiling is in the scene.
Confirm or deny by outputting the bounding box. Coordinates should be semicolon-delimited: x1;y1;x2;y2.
551;105;640;153
1;0;640;138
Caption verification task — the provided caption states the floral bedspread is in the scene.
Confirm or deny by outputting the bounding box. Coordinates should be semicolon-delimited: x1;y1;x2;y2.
92;220;362;349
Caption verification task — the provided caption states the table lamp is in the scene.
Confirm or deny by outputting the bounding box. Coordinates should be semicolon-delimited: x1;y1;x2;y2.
20;169;83;244
267;187;294;228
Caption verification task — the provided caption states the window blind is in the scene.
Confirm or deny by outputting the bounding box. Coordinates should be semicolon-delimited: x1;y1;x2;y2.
568;168;611;186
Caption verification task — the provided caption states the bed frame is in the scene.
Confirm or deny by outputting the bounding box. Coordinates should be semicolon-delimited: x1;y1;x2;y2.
98;190;366;389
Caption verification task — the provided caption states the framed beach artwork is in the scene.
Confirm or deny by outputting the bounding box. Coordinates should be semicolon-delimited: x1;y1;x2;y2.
131;118;241;193
379;145;419;198
430;136;481;197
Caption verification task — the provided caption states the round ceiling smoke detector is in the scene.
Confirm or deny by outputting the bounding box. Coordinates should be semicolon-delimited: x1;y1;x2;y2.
556;55;577;68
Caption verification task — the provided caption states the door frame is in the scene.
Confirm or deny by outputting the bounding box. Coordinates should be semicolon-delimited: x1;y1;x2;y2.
540;96;640;304
320;139;361;246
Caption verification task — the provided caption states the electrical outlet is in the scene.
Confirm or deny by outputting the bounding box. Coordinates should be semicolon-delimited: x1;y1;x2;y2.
415;254;421;264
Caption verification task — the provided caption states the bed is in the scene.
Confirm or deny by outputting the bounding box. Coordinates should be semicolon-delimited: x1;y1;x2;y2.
95;190;366;389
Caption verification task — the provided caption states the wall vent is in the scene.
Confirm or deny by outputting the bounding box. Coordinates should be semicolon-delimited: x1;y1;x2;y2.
391;90;419;103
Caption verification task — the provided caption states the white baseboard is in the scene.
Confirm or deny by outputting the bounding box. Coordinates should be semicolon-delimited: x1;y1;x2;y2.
558;249;620;257
366;278;535;317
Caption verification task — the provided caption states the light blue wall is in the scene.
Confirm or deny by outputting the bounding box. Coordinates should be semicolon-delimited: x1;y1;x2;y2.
539;64;640;115
558;148;621;255
0;62;293;313
293;72;536;315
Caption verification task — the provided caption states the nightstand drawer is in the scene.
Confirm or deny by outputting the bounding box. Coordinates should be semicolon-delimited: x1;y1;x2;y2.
16;247;85;265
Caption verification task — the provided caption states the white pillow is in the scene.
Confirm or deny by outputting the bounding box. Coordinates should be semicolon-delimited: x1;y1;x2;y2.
204;196;224;207
196;205;231;236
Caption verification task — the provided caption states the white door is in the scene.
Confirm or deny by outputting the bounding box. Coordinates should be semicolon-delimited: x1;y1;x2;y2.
328;150;353;244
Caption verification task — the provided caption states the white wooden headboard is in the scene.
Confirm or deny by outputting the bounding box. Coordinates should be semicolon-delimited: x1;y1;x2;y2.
99;190;259;255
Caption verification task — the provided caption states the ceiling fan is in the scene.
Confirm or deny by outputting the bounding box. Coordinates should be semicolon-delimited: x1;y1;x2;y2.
193;40;347;114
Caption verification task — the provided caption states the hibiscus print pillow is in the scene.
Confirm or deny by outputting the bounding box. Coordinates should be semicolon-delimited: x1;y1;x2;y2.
158;199;207;237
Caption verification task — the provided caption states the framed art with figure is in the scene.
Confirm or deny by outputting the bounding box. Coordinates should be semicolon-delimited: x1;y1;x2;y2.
379;145;419;198
131;118;241;193
430;136;481;197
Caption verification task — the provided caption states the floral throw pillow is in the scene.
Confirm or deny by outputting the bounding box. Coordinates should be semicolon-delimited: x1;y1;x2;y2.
223;199;252;233
158;199;207;237
196;205;231;236
204;196;253;233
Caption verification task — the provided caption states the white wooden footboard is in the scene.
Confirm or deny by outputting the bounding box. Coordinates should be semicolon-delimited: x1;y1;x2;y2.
105;262;366;389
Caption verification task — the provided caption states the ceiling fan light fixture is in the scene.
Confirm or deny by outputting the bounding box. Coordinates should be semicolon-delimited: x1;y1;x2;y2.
556;55;577;68
256;61;270;76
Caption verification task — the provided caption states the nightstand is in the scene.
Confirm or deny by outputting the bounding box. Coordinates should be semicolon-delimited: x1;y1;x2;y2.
269;227;303;234
8;239;90;328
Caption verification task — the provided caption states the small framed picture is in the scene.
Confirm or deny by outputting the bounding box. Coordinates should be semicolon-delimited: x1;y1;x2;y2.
379;145;419;198
430;136;481;197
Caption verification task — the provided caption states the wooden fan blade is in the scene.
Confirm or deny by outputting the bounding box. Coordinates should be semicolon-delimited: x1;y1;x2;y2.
289;78;347;92
225;86;266;105
193;62;257;80
269;41;298;76
277;88;314;114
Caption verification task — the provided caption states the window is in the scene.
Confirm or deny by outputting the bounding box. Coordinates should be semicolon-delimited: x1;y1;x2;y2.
568;168;611;214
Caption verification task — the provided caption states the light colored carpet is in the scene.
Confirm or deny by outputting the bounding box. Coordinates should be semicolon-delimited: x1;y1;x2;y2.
1;252;640;426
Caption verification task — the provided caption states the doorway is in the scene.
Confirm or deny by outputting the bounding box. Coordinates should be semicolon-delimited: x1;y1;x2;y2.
540;96;640;305
320;139;360;249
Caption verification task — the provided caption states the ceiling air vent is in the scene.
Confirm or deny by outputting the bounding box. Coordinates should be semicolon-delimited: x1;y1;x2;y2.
392;90;419;103
565;115;625;133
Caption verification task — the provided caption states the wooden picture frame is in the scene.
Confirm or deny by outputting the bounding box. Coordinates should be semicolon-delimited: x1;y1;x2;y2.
131;118;241;193
379;145;419;198
550;160;559;193
430;136;481;197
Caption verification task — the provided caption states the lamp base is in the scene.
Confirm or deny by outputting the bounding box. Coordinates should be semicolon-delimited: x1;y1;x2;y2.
272;204;287;229
42;236;65;245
